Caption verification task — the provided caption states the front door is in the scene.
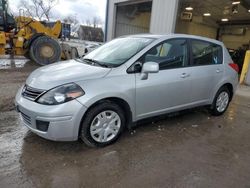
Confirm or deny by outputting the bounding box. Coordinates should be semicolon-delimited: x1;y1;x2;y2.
134;39;192;119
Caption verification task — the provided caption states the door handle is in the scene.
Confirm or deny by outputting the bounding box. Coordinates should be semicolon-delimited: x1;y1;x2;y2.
181;73;190;78
216;69;222;73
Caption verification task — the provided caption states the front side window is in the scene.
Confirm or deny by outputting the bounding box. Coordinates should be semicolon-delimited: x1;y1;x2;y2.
139;39;188;70
191;40;223;66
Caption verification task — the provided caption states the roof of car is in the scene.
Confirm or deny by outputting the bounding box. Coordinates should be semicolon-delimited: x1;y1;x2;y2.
126;33;223;46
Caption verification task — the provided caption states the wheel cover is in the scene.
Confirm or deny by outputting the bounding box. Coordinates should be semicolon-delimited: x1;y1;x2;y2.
39;45;55;58
216;91;229;112
90;110;121;143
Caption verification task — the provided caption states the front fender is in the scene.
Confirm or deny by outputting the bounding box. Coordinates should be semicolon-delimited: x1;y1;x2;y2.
75;73;136;121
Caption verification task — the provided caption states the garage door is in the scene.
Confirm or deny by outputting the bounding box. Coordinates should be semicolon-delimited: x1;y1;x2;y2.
115;1;152;37
175;0;250;73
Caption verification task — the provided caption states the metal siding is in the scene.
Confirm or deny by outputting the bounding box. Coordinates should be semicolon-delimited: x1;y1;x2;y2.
115;23;149;37
107;0;133;41
150;0;179;34
106;0;179;40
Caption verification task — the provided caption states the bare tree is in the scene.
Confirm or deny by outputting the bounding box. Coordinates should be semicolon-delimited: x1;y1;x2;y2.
63;15;77;25
19;0;57;21
85;16;103;28
85;19;91;26
92;16;102;28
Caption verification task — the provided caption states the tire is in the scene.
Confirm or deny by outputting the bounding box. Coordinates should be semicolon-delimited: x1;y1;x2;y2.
80;102;126;147
84;48;88;55
210;87;230;116
29;36;61;65
71;47;79;59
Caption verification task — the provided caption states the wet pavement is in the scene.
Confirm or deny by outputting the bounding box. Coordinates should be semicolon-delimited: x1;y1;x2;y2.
1;61;250;188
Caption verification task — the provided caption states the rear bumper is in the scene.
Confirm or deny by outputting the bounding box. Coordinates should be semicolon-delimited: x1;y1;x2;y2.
15;87;87;141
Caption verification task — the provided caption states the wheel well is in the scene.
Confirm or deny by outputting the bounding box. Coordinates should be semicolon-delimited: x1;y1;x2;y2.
222;83;233;101
79;97;133;133
106;98;132;126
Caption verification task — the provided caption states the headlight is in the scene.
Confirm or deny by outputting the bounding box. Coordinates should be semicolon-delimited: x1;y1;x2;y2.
37;83;84;105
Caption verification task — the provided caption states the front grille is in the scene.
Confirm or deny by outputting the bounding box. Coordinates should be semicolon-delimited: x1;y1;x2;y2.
20;112;31;125
22;85;45;101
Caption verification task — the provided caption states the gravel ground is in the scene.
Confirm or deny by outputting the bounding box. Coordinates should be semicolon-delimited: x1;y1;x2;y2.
0;59;39;112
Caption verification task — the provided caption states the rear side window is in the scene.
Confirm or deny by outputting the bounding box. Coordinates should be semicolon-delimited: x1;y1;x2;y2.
191;40;223;66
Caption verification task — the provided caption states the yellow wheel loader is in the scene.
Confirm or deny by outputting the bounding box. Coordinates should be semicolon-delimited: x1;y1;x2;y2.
0;0;74;65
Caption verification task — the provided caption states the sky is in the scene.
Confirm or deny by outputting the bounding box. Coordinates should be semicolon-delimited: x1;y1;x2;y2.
8;0;107;25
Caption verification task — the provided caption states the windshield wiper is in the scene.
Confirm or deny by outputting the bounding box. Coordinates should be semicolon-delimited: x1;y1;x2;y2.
82;58;110;68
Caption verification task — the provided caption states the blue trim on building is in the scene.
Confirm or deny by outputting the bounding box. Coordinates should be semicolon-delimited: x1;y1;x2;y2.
104;0;109;41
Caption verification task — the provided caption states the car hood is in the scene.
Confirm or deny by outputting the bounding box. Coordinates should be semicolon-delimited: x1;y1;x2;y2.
26;59;111;90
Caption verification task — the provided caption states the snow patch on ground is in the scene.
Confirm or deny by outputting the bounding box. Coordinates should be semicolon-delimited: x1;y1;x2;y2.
0;56;29;69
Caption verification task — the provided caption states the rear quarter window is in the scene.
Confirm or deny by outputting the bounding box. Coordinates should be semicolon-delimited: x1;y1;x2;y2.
191;40;223;66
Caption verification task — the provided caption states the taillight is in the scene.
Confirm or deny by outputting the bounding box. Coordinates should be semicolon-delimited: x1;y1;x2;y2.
229;63;239;73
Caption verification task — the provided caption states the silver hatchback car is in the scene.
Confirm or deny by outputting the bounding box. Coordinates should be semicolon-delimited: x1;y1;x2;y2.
15;34;239;147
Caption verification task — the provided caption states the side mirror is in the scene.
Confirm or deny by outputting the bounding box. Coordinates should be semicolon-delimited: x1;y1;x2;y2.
141;62;159;80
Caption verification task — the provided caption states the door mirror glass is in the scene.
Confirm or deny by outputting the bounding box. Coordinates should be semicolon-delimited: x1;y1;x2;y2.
141;62;159;80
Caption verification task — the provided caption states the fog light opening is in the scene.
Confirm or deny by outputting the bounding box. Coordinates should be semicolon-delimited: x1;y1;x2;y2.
36;120;50;132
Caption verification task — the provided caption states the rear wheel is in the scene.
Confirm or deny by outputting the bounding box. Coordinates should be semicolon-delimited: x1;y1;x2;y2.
80;102;125;147
29;36;61;65
210;87;230;116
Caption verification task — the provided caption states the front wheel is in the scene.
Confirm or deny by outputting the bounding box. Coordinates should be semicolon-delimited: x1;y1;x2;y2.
80;102;125;147
210;87;230;116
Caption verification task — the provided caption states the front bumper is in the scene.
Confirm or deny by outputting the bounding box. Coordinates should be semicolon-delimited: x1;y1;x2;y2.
15;87;87;141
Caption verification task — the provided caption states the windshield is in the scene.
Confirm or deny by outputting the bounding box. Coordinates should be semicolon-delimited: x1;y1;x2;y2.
83;37;154;67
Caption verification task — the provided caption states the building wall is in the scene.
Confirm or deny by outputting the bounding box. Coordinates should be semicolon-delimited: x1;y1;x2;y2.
106;0;179;41
106;0;250;50
106;0;129;41
221;29;250;49
175;21;250;49
149;0;179;34
175;18;217;39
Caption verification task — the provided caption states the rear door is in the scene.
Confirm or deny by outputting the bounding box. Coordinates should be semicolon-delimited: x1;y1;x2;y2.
189;39;224;104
